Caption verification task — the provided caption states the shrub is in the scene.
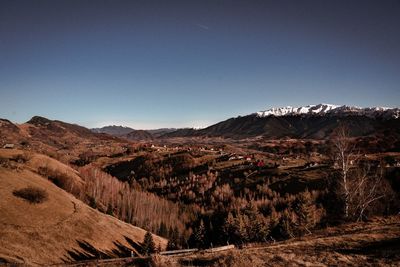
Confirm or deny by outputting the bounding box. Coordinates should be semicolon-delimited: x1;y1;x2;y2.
37;166;75;194
0;157;11;168
20;140;30;147
13;186;49;204
11;153;30;163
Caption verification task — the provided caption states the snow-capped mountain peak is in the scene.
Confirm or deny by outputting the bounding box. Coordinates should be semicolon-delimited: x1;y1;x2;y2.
256;104;338;117
256;104;399;119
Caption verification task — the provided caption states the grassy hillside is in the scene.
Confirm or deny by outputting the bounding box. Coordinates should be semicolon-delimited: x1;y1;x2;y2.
0;149;167;265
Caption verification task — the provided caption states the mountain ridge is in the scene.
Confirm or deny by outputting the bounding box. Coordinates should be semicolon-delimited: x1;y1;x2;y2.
2;103;400;143
161;104;400;140
255;103;399;119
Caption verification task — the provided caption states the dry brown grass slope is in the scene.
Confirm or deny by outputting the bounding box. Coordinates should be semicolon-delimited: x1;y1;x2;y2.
0;149;83;185
0;149;167;266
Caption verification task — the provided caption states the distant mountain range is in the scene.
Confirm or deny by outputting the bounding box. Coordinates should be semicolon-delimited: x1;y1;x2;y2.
91;126;176;141
92;125;135;136
1;104;399;145
161;104;400;140
90;104;400;140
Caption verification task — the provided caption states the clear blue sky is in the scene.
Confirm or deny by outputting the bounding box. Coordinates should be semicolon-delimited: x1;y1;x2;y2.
1;0;399;129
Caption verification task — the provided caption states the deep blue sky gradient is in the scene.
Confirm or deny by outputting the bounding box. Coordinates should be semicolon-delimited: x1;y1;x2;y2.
1;0;399;128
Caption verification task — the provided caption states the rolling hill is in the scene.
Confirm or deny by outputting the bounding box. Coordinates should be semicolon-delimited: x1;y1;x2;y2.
0;149;167;265
0;116;131;165
91;126;177;140
125;129;154;141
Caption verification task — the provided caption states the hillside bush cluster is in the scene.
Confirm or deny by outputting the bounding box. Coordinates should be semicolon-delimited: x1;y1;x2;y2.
13;186;49;204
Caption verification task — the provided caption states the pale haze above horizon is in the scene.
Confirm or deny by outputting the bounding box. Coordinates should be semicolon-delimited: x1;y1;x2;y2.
1;0;400;129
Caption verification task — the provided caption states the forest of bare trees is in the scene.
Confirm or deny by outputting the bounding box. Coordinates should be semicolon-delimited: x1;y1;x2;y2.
78;166;194;240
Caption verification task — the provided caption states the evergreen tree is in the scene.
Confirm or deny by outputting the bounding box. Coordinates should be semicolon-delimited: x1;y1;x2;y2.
166;227;179;250
166;239;175;251
251;214;270;242
293;190;316;235
235;214;249;244
158;222;168;238
223;212;236;243
242;202;269;242
142;232;156;255
106;203;113;216
194;219;206;248
269;207;280;230
277;209;296;239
